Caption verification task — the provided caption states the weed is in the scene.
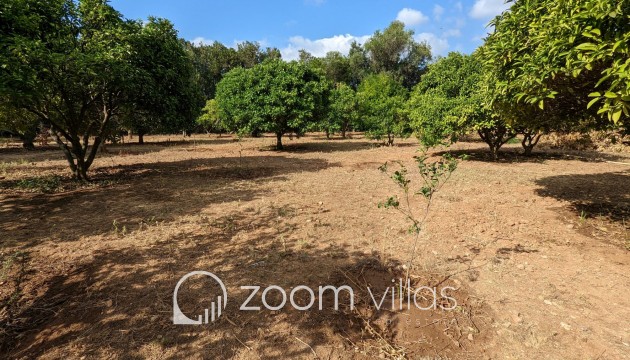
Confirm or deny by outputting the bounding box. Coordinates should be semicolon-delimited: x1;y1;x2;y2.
15;175;62;193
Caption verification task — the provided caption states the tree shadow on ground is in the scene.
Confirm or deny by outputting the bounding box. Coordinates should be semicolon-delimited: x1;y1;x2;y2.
0;207;392;359
534;171;630;225
434;147;630;164
0;156;339;248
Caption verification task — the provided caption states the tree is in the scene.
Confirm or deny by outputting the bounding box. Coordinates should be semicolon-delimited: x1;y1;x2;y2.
0;0;202;179
347;41;371;90
323;83;360;139
0;102;39;149
196;99;223;133
364;21;432;89
187;41;238;100
480;0;629;128
216;60;330;150
124;17;204;144
358;73;410;146
321;51;351;85
408;52;517;158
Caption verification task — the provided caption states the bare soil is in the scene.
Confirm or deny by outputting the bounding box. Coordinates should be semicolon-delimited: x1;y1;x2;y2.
0;133;628;359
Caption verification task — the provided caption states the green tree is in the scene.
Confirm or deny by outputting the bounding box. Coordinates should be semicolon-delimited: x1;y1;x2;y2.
358;73;410;145
480;0;629;127
323;83;360;139
124;17;204;144
348;41;371;90
0;102;39;149
408;53;516;158
0;0;202;179
364;21;432;89
216;60;330;150
196;99;223;133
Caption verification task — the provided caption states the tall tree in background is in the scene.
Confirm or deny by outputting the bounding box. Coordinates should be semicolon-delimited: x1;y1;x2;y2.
364;21;432;89
216;60;329;149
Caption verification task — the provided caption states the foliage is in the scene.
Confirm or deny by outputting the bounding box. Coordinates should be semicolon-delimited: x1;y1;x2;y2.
322;83;360;138
216;60;330;149
0;0;203;178
0;102;39;149
358;73;410;146
378;151;462;287
196;99;223;133
364;21;432;90
407;52;516;157
124;17;204;143
481;0;630;127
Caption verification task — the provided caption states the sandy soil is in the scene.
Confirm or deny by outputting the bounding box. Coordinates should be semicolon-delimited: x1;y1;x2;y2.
0;133;628;359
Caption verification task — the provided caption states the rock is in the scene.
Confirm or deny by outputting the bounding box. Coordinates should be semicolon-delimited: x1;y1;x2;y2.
516;264;525;270
560;322;572;331
468;334;474;341
567;224;574;229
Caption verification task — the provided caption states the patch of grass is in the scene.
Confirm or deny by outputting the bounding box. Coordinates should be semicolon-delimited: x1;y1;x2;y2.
15;175;63;193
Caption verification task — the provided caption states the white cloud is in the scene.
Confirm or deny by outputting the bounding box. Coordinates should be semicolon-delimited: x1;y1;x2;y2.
443;28;461;38
415;33;450;57
433;5;444;20
469;0;510;19
281;34;370;61
396;8;429;27
191;37;213;46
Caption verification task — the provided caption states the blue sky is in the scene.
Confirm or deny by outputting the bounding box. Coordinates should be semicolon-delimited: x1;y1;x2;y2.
109;0;510;60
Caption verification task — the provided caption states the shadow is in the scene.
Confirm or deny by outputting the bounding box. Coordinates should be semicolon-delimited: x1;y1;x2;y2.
279;141;380;153
534;171;630;224
0;204;407;358
1;204;490;359
435;147;630;164
0;156;339;248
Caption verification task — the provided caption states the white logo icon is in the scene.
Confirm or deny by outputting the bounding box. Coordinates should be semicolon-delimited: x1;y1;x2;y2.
173;271;228;325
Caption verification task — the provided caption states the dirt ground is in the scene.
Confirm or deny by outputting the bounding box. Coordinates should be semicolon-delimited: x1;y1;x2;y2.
0;133;628;359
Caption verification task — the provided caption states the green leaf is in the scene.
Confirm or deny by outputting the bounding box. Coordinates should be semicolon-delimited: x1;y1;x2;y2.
587;97;600;109
604;92;618;99
575;43;598;51
611;108;622;123
588;92;601;97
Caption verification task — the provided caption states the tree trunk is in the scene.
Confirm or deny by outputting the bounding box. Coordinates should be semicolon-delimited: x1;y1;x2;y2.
387;133;394;146
325;129;331;140
521;131;542;156
341;129;346;139
138;132;145;144
276;133;283;150
20;136;35;150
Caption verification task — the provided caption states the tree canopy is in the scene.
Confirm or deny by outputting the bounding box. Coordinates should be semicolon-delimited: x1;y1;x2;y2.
358;73;410;145
215;60;330;149
481;0;630;127
0;0;203;179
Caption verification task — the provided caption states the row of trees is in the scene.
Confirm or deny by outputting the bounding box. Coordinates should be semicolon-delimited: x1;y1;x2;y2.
203;21;430;149
2;0;627;179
